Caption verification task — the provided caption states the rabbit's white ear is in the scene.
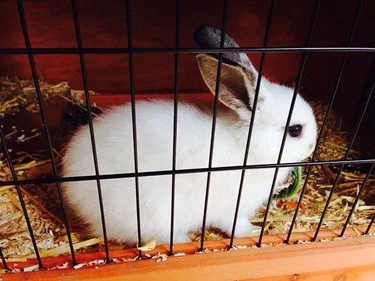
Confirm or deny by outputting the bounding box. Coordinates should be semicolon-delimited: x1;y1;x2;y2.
196;54;259;120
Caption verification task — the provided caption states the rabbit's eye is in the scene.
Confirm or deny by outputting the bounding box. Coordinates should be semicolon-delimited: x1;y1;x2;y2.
288;124;302;137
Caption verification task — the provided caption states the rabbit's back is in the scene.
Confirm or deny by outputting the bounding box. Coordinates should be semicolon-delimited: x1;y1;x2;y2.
62;100;254;244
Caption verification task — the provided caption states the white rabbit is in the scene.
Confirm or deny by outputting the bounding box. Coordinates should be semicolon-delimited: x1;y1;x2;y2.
62;25;317;245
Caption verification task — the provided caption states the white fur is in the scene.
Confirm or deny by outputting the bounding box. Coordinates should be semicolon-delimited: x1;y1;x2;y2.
62;76;317;245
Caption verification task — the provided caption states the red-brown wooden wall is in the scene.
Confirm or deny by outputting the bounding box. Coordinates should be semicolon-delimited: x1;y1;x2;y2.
1;0;374;121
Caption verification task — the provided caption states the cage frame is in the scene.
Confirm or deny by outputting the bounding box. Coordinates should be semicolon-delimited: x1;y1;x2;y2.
1;0;375;279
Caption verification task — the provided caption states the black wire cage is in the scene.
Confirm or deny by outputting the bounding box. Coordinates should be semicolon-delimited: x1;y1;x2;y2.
0;0;374;274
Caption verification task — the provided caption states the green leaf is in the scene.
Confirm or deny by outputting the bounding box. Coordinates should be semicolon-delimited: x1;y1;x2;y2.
276;166;302;199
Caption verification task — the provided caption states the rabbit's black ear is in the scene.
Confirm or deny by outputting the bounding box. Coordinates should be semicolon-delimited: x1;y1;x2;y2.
194;25;257;76
197;54;261;121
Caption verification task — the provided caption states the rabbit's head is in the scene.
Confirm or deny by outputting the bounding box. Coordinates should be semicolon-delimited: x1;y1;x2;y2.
194;25;317;168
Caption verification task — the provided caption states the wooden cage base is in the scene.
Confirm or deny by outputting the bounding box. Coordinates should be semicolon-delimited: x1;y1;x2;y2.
2;227;375;281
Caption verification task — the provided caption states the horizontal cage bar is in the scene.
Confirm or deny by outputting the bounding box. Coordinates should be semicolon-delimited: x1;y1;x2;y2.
0;159;373;187
0;47;374;55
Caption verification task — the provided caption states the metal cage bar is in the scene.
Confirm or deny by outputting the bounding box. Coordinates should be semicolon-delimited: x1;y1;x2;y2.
313;0;368;241
228;0;276;248
314;65;374;240
366;214;375;234
71;0;110;261
0;246;7;271
169;0;181;255
1;47;374;55
0;132;9;270
0;1;373;263
340;162;375;236
200;0;229;251
257;0;321;247
286;0;365;243
0;127;42;268
125;0;143;258
0;159;374;188
15;0;78;266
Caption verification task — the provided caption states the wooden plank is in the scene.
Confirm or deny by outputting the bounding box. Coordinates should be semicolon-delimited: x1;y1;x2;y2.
243;265;375;281
1;226;374;270
2;235;375;281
